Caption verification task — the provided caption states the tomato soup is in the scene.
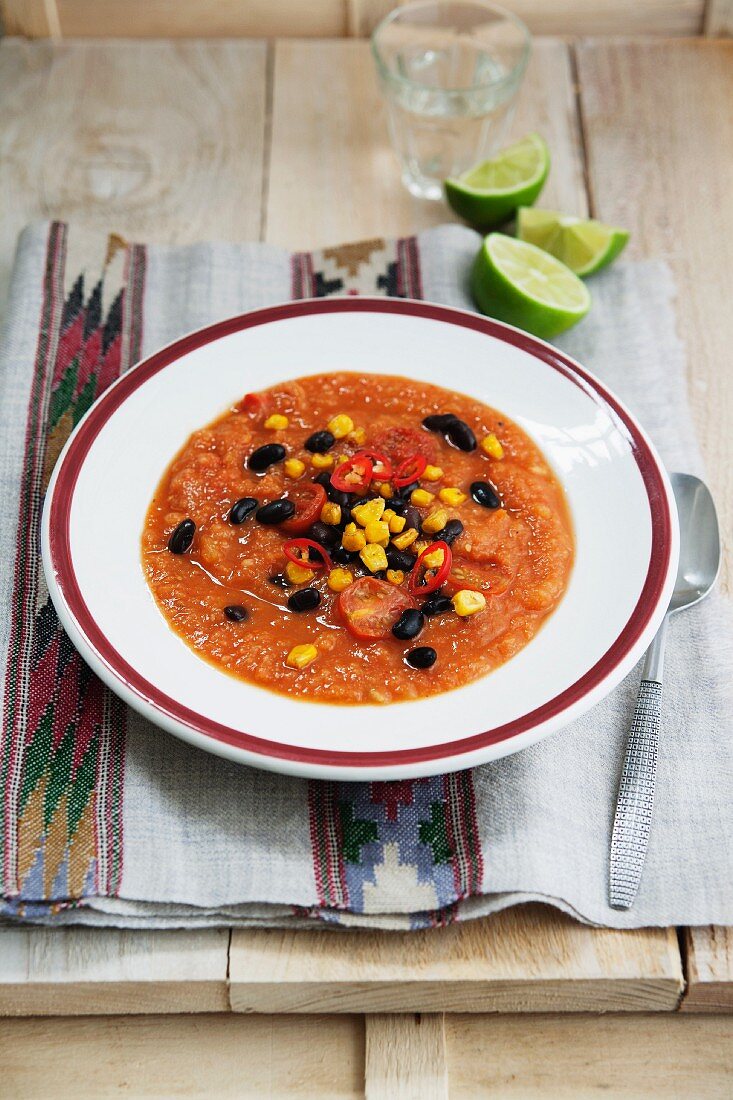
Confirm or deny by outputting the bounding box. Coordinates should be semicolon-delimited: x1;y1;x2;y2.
142;372;573;704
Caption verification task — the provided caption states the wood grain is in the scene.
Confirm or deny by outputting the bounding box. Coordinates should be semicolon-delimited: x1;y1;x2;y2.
575;37;733;595
365;1014;448;1099
229;904;683;1013
446;1013;733;1097
0;1013;366;1099
0;39;267;311
682;926;733;1012
265;37;585;250
0;928;230;1015
0;0;57;36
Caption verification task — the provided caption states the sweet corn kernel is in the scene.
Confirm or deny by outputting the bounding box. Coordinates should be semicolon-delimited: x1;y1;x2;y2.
328;413;354;440
348;427;367;446
284;457;305;479
392;527;418;550
422;465;444;482
386;569;405;586
359;543;388;573
264;413;289;430
286;644;318;670
410;488;435;507
382;508;396;522
342;522;367;552
422;507;449;535
414;540;429;556
481;433;504;460
423;547;446;570
439;487;467;506
351;497;385;526
388;513;406;534
285;561;314;585
378;482;393;499
365;520;390;547
452;589;487;617
311;452;334;469
328;568;353;592
321;502;342;526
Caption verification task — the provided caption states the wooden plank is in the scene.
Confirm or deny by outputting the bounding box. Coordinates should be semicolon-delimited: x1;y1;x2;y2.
0;0;705;39
365;1014;448;1100
0;38;267;311
229;904;683;1013
681;926;733;1012
265;37;586;250
0;928;230;1015
0;1014;366;1099
0;0;58;36
446;1013;733;1097
704;0;733;33
575;38;733;593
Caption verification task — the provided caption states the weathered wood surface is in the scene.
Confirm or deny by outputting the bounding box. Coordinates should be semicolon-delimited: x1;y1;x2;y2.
229;905;683;1014
682;926;733;1012
365;1014;448;1100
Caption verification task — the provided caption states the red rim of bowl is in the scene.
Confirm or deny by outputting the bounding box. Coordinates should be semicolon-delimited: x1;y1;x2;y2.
46;298;674;768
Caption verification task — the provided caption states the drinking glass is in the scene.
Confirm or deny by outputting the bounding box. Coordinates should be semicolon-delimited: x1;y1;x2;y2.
371;1;531;200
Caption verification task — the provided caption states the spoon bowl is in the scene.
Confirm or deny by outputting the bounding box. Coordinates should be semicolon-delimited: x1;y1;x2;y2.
668;472;721;615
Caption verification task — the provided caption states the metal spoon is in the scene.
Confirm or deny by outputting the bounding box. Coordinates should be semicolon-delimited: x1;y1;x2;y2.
609;472;721;910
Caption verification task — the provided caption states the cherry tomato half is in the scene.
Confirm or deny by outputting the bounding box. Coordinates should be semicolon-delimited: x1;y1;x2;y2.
238;391;274;418
338;577;415;640
280;482;327;535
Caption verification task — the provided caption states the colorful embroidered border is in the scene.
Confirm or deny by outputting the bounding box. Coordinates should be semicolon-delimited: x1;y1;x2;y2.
1;223;146;913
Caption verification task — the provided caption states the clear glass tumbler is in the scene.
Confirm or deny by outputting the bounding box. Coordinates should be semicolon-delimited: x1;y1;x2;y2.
371;1;531;200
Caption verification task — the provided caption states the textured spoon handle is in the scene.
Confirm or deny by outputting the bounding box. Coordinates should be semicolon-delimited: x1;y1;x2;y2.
609;678;663;910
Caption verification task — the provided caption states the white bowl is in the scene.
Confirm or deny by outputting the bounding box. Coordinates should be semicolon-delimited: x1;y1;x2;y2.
42;299;678;780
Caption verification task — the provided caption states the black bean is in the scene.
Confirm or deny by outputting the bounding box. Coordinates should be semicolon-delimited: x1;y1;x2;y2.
248;443;286;472
372;570;387;580
423;413;459;431
421;594;453;617
224;604;248;622
287;587;322;613
305;430;335;454
314;471;332;490
445;418;477;452
397;481;419;499
436;519;464;546
406;646;437;669
269;572;291;589
168;519;195;554
256;499;296;525
332;546;355;565
309;521;341;551
392;609;424;641
470;480;501;509
403;505;422;533
228;497;258;525
387;497;408;514
386;546;416;573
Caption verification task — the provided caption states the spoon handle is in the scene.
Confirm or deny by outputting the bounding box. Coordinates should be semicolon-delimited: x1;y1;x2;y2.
608;620;667;911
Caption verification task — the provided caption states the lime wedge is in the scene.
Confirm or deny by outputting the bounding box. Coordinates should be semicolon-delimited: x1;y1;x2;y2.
517;207;629;277
445;134;550;230
471;233;591;339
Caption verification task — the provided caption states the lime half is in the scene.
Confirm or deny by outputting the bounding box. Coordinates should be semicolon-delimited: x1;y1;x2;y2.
445;134;550;230
471;233;591;339
517;207;629;277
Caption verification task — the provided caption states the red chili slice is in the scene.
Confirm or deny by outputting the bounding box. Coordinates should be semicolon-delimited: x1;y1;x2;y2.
330;454;373;493
354;449;393;481
393;453;428;488
282;538;332;573
408;541;452;597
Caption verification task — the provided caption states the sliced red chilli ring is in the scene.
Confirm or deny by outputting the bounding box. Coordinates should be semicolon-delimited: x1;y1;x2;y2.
354;448;393;481
408;541;452;597
330;454;373;493
393;453;428;488
282;538;333;573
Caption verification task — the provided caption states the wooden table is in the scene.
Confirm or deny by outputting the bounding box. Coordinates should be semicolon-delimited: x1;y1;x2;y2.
1;35;732;1098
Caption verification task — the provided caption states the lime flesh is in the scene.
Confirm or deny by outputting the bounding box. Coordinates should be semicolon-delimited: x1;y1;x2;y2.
517;207;629;276
471;233;591;339
445;134;550;231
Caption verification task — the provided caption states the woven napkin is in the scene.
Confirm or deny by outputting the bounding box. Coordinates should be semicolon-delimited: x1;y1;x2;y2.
1;221;731;929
